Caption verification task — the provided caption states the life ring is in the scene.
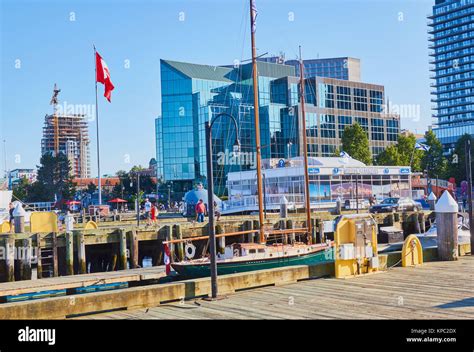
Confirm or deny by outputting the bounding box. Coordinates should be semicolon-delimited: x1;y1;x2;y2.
185;243;196;259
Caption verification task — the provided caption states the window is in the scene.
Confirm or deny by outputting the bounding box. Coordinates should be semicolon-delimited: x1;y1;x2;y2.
337;86;351;110
354;88;368;111
320;114;336;138
370;90;383;112
386;120;399;141
371;118;385;141
337;115;352;138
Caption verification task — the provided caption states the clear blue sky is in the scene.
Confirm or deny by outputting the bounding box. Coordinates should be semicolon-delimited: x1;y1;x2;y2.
1;0;434;176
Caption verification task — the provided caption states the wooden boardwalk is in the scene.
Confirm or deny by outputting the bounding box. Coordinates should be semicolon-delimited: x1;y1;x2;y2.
78;256;474;320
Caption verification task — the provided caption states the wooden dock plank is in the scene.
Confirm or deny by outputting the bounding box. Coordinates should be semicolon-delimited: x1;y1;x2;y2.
79;256;474;320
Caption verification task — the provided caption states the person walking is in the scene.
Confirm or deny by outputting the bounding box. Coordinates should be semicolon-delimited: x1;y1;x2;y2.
144;198;152;225
195;199;206;223
8;202;14;233
151;202;157;224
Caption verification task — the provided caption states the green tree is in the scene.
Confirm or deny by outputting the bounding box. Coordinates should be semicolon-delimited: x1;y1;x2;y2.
421;130;447;179
376;145;401;166
448;134;473;183
340;123;372;164
376;133;423;171
12;177;30;201
86;182;97;195
28;152;76;202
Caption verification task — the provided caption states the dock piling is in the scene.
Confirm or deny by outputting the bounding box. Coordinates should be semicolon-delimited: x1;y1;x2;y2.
65;232;74;275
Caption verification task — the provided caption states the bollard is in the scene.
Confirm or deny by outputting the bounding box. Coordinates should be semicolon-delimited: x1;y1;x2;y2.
435;191;459;261
165;225;174;263
20;237;32;280
418;212;426;233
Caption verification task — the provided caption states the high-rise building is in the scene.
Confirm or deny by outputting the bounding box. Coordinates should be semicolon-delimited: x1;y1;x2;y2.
156;58;399;193
41;114;91;178
429;0;474;150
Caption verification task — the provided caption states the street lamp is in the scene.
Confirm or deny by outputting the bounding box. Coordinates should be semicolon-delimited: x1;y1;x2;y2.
205;112;240;299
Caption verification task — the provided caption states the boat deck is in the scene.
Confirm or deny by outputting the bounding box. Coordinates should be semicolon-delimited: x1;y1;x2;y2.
77;256;474;319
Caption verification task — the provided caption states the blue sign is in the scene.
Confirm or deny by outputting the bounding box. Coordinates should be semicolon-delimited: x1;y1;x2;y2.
277;159;286;168
400;168;410;174
333;168;340;175
308;168;320;174
384;168;390;174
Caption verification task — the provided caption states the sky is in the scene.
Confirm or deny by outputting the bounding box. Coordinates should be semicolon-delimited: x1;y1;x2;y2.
1;0;434;177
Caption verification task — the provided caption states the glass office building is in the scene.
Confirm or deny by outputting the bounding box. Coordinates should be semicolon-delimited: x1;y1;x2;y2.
429;0;474;150
156;59;400;194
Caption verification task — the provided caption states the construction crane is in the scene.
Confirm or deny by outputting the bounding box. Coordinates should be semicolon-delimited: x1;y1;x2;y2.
49;83;61;156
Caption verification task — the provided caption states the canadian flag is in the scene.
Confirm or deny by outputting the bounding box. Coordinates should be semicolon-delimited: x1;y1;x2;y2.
95;51;115;102
163;243;171;275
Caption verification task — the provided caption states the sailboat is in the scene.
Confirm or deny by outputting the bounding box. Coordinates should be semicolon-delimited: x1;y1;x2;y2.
170;0;334;279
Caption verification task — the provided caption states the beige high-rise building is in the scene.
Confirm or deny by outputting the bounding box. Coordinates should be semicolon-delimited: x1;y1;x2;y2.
41;113;91;178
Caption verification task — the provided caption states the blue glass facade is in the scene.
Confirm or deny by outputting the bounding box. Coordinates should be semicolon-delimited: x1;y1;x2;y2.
157;59;399;194
429;0;474;149
285;57;361;81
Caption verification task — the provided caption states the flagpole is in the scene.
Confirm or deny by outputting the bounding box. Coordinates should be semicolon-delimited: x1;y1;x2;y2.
94;45;102;205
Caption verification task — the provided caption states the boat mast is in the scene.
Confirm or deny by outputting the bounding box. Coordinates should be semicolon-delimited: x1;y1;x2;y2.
250;0;265;244
299;46;313;244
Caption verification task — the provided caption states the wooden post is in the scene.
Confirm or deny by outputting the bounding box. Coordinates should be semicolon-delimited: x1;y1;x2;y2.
244;220;253;243
36;234;43;279
20;237;32;280
65;232;74;275
174;225;184;261
5;235;15;282
119;229;128;270
279;219;287;245
165;225;174;262
418;212;426;233
129;230;139;269
287;219;295;244
76;230;87;274
216;224;225;255
311;218;318;244
435;191;459;261
52;233;59;277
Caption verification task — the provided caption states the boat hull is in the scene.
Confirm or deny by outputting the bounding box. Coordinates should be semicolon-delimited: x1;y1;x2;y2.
172;246;334;279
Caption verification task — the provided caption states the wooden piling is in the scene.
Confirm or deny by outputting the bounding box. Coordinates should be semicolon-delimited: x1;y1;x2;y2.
129;230;139;269
279;220;287;244
286;219;295;244
36;234;43;279
65;232;74;275
418;212;426;233
165;225;174;262
119;229;128;270
76;231;87;274
19;237;32;281
216;224;225;255
52;233;59;277
5;235;15;282
174;225;184;261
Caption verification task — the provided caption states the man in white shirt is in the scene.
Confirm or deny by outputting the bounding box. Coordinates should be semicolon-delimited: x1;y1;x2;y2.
144;198;152;225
